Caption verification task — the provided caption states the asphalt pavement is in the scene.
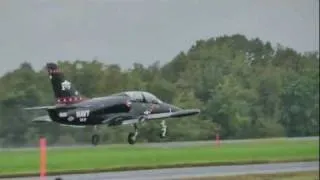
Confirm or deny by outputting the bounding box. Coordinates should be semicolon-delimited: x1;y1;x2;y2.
2;161;318;180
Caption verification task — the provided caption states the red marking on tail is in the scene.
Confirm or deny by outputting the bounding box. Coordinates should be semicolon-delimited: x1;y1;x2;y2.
48;69;61;74
56;96;88;105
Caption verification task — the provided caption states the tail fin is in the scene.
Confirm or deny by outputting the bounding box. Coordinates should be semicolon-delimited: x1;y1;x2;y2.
46;62;86;104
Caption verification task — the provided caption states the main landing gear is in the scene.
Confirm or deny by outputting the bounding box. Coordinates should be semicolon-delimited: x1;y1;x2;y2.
90;120;168;146
127;120;167;145
91;134;100;146
128;123;139;145
91;126;100;146
127;115;146;145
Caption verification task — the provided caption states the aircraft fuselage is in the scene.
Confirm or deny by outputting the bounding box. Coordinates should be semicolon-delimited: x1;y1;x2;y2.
46;94;182;127
25;62;200;145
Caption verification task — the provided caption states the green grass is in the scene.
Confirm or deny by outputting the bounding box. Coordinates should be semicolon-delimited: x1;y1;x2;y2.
0;138;318;177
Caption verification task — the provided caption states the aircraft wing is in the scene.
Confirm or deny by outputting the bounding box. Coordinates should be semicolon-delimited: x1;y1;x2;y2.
23;104;83;110
147;108;200;119
60;124;86;128
118;109;200;125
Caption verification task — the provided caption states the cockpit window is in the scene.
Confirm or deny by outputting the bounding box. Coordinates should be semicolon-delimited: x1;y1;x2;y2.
123;91;162;103
142;92;163;104
125;91;144;102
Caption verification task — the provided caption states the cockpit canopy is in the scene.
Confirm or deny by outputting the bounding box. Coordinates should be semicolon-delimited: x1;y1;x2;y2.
122;91;163;104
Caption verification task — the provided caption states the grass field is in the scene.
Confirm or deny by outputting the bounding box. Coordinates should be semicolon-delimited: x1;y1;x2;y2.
0;138;318;177
181;171;319;180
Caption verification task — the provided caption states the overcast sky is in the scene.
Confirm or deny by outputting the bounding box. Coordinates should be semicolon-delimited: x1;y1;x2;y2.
0;0;318;75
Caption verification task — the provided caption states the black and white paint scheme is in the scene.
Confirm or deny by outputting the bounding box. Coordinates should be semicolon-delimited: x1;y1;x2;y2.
24;63;200;145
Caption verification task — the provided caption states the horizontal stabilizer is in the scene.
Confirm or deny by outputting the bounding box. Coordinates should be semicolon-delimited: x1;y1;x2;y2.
32;115;52;123
23;106;57;110
23;104;80;110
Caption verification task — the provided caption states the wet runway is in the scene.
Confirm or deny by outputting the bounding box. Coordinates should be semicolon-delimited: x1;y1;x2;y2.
4;161;319;180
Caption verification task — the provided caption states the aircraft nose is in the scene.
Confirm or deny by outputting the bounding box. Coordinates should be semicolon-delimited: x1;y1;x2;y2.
184;109;201;115
170;108;201;118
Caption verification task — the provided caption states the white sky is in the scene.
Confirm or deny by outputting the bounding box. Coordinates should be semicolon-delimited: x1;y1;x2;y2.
0;0;318;74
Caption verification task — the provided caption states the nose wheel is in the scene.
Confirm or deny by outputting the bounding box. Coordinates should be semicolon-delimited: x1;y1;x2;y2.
128;123;139;145
159;120;167;138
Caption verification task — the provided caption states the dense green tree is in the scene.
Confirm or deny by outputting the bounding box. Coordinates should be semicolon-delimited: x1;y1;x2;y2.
0;34;318;147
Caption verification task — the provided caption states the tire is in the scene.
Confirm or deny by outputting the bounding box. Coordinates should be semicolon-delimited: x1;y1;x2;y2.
159;133;165;139
91;134;100;146
127;132;136;145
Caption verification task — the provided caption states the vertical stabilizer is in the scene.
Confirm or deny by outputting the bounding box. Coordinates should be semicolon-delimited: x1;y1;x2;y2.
46;63;86;104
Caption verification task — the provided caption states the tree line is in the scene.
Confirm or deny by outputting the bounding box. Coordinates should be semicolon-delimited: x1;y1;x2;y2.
0;34;318;147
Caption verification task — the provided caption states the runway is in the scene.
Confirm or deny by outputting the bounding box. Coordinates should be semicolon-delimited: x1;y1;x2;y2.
4;161;319;180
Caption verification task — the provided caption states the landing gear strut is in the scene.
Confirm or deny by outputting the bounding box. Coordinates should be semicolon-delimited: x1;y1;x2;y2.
91;126;100;146
128;123;139;145
159;120;167;138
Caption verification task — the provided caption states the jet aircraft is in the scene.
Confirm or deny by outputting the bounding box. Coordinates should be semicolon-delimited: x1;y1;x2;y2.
24;63;201;145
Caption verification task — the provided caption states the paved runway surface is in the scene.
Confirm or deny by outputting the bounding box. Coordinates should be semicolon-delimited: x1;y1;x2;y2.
4;161;319;180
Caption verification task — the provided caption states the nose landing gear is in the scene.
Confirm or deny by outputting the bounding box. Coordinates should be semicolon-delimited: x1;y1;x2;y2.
128;123;139;145
159;120;167;139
